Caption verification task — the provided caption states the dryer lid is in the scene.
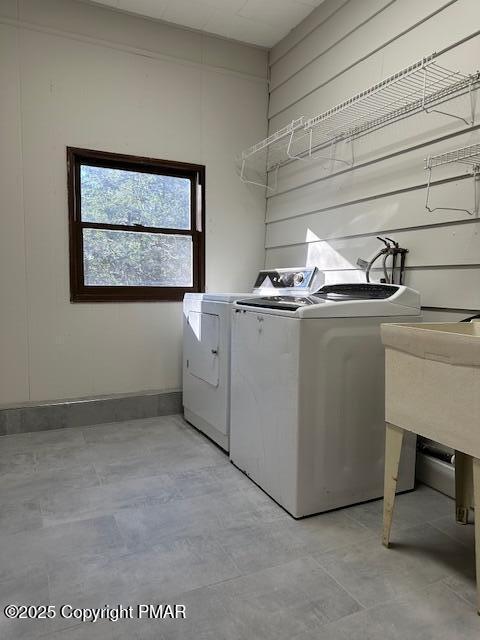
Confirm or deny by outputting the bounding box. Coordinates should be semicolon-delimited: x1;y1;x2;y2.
235;295;322;311
201;293;251;302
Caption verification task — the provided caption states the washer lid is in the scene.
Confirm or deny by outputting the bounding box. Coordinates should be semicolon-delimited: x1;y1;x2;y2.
314;283;400;300
234;283;421;318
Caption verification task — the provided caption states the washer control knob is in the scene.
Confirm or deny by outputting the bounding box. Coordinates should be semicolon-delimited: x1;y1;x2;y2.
294;272;305;286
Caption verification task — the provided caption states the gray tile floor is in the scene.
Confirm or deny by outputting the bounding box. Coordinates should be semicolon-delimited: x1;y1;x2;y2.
0;414;478;639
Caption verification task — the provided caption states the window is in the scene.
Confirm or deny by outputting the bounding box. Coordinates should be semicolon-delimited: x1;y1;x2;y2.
67;147;205;302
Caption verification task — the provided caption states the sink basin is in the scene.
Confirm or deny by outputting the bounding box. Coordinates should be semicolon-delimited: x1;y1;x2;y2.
382;322;480;366
381;322;480;458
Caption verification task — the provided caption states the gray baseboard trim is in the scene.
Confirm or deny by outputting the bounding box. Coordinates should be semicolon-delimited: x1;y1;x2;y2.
0;390;182;436
416;452;455;499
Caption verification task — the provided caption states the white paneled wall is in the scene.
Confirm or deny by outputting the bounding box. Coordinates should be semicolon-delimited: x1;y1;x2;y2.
265;0;480;315
0;0;268;404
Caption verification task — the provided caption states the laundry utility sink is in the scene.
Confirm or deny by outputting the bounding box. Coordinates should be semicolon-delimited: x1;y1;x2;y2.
381;322;480;458
381;321;480;615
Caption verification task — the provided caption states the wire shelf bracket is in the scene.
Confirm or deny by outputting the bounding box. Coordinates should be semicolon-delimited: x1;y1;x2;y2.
425;143;480;216
238;52;480;191
239;118;304;190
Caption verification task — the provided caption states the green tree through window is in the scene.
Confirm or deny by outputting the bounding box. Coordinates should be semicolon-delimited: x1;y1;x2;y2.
67;148;205;302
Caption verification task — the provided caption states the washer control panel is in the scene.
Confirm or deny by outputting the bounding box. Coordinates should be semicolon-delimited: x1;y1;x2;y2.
254;268;317;291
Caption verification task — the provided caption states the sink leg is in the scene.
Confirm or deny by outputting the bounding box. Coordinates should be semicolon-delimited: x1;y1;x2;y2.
382;423;405;548
473;458;480;615
455;451;473;524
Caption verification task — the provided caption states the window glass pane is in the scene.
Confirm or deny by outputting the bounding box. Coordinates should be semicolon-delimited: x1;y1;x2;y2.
80;165;191;229
83;229;193;287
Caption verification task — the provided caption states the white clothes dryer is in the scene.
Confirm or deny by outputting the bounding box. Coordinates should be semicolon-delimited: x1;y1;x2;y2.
182;268;318;450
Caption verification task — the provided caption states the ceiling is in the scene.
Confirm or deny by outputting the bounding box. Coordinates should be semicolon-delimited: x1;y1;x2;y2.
88;0;325;48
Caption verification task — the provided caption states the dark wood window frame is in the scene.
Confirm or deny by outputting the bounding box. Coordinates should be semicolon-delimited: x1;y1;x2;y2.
67;147;205;302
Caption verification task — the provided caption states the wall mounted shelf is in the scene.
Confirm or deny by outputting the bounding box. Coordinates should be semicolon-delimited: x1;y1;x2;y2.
239;117;304;191
425;143;480;215
239;52;480;190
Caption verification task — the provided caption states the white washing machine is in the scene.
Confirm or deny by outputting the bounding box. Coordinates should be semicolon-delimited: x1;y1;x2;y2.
183;268;319;451
230;283;422;518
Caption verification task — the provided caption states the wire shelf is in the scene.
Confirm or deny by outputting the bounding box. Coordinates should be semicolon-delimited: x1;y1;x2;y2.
239;52;479;189
424;143;480;215
425;143;480;169
300;57;476;152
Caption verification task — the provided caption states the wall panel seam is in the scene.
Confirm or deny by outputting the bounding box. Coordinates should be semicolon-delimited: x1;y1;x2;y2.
269;0;351;69
265;217;480;250
0;16;268;83
266;173;471;224
422;306;477;312
269;0;397;94
268;0;460;120
15;22;31;402
262;261;480;272
267;122;480;200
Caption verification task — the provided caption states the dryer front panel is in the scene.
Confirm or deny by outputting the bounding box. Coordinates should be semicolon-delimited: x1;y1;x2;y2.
185;311;219;387
182;298;232;446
